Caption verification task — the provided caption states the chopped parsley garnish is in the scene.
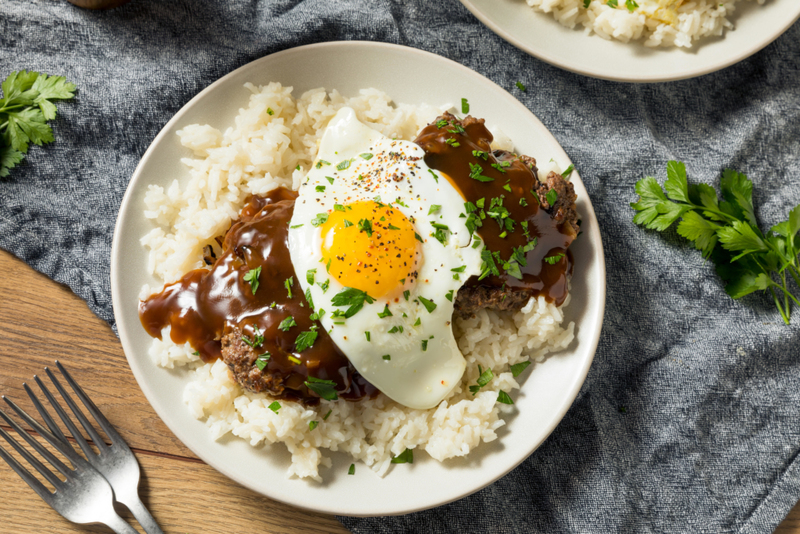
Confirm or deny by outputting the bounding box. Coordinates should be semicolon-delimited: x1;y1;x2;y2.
241;325;264;348
519;197;528;207
266;108;274;116
382;354;391;360
445;289;454;302
421;339;428;351
364;331;371;342
287;355;301;365
284;276;294;298
243;266;261;295
391;449;414;464
625;0;638;9
331;287;376;318
583;0;591;6
336;159;352;171
461;98;469;114
326;175;335;184
452;266;466;273
319;279;330;293
510;361;531;377
607;0;618;7
192;350;200;356
515;81;527;92
306;268;316;285
445;137;460;148
491;161;511;173
562;163;575;177
323;409;332;420
544;253;565;265
546;189;558;206
344;219;354;228
255;352;270;371
377;304;393;318
431;222;450;245
290;224;304;228
315;185;326;193
472;150;488;160
309;420;319;431
415;232;424;243
360;152;373;160
448;124;466;134
304;376;338;401
278;316;297;331
418;296;437;313
436;119;448;129
479;249;501;280
296;165;301;171
333;204;345;212
388;325;403;334
403;290;410;301
413;317;421;326
428;169;439;183
358;218;373;236
469;365;494;395
311;213;329;227
315;159;330;169
268;401;281;413
348;464;356;475
468;162;494;182
295;325;319;352
428;204;441;216
497;391;514;405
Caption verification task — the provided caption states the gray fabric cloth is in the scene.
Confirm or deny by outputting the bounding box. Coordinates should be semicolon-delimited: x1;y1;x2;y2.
1;0;799;532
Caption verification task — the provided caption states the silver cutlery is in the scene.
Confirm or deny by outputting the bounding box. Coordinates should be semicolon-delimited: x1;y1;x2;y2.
0;361;163;534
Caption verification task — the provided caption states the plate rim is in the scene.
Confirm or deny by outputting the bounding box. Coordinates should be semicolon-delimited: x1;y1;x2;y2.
458;0;800;83
111;40;607;516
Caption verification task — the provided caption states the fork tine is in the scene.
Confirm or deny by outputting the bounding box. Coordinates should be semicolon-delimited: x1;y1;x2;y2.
0;434;52;501
55;361;124;443
33;374;95;459
2;396;86;469
44;366;108;453
24;382;69;444
0;408;68;486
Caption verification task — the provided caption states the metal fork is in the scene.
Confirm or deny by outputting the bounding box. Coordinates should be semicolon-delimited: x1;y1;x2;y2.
26;361;163;534
0;400;137;533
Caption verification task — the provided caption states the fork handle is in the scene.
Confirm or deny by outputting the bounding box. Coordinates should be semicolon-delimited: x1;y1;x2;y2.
104;513;139;534
125;494;164;534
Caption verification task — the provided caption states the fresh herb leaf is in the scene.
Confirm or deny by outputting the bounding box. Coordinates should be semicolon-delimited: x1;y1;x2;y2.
562;164;575;177
377;304;393;318
268;401;281;413
391;448;414;464
468;162;494;182
336;159;352;171
305;376;338;401
544;253;564;265
515;81;527;92
311;213;329;227
510;361;531;377
546;189;558;206
316;185;326;193
306;268;317;285
331;287;376;318
364;331;371;342
309;420;319;431
445;289;454;302
469;365;494;395
348;464;356;475
358;218;373;237
428;204;442;216
428;169;439;183
418;296;437;313
295;325;319;352
461;98;470;114
625;0;638;10
382;354;391;360
497;391;514;405
243;266;261;295
255;352;270;371
323;409;332;420
241;325;264;348
360;152;373;160
284;276;294;298
278;316;297;331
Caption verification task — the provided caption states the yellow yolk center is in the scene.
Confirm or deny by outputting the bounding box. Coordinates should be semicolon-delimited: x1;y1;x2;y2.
320;201;420;299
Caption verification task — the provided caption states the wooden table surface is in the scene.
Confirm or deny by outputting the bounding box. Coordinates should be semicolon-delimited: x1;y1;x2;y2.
0;247;797;533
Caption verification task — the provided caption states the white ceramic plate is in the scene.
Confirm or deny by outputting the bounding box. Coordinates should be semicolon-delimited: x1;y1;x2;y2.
459;0;800;82
111;41;606;517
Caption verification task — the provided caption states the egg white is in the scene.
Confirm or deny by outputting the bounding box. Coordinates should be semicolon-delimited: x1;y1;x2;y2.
287;107;482;410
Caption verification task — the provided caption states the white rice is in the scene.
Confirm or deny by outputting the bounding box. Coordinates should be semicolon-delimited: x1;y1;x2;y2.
139;83;575;481
527;0;764;48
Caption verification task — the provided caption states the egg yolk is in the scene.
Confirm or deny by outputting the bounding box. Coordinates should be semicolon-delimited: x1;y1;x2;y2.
320;201;420;299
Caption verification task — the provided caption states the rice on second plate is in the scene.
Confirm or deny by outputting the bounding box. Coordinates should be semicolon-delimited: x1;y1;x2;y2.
527;0;764;48
139;82;575;481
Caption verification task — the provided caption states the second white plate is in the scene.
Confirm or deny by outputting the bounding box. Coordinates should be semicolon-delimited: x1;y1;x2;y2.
460;0;800;82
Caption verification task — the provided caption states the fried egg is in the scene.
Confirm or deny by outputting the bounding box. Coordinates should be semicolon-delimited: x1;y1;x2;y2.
287;107;482;410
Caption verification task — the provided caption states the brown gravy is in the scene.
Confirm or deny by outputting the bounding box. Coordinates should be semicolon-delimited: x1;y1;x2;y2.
414;117;575;305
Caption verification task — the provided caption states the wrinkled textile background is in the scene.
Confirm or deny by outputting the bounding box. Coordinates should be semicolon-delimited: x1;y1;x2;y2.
1;1;799;532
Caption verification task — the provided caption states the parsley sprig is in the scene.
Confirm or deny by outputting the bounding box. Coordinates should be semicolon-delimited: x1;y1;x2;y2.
632;161;800;324
0;70;76;178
